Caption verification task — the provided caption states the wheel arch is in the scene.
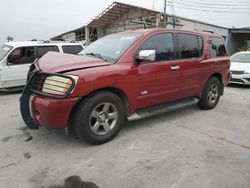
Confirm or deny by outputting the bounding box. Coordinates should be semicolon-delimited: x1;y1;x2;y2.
203;73;223;96
89;87;129;112
209;73;224;95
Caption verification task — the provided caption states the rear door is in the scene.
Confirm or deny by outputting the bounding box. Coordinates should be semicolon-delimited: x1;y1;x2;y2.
135;32;182;109
176;33;203;98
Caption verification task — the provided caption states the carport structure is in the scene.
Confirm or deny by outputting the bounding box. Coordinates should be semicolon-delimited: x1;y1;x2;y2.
228;28;250;55
51;2;161;45
85;2;161;45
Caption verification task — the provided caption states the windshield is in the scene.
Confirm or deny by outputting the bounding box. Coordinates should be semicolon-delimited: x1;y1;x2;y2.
0;44;13;62
79;33;142;63
230;53;250;63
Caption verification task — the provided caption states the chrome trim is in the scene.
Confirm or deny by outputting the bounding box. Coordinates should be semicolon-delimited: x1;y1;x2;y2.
171;65;180;71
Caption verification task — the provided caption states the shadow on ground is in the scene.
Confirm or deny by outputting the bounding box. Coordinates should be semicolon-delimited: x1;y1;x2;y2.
227;83;250;89
0;90;22;96
47;176;99;188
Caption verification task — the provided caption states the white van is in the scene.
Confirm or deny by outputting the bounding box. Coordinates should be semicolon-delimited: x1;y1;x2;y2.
0;41;84;91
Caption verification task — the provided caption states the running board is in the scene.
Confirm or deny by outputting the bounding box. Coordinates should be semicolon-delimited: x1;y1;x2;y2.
127;98;199;121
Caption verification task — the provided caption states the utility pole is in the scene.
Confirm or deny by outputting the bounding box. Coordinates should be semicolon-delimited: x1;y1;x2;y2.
163;0;167;27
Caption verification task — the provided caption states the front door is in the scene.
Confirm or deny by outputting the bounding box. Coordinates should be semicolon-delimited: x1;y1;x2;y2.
135;33;182;109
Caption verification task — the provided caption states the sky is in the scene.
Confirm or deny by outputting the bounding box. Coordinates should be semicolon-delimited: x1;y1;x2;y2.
0;0;250;44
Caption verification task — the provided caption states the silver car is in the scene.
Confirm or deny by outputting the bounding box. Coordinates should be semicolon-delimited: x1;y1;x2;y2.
230;51;250;85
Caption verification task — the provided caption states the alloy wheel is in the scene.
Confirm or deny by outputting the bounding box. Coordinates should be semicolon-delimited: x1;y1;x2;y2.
89;102;118;135
207;83;219;104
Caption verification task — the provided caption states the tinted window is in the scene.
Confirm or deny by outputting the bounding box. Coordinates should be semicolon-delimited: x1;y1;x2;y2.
8;47;35;65
208;37;227;57
62;45;83;54
178;34;200;58
139;33;174;61
37;46;59;58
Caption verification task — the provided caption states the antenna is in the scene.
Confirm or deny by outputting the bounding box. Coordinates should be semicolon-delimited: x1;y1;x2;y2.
152;0;155;10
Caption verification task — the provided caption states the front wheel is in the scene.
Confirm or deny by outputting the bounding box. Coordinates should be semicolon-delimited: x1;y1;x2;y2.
198;77;222;110
73;92;125;145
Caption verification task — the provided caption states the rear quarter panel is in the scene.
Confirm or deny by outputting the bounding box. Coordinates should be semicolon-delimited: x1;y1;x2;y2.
199;35;230;92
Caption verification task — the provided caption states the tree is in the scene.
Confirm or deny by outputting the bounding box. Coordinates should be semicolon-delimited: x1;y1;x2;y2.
7;36;14;42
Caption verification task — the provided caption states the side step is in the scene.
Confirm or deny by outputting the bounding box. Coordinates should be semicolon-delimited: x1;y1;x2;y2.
127;98;199;121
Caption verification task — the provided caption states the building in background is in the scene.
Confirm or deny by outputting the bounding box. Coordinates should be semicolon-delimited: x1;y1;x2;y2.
51;2;250;55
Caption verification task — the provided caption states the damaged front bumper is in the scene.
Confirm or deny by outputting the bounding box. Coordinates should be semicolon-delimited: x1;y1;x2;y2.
20;71;40;129
20;71;79;129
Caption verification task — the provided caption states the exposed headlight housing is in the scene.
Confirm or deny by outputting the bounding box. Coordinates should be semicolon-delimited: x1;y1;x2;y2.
42;75;79;96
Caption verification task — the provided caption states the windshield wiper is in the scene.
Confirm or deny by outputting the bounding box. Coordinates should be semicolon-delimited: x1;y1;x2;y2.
86;52;107;61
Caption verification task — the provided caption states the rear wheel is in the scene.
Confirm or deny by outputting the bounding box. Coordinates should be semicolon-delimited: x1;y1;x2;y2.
73;92;125;145
198;77;222;110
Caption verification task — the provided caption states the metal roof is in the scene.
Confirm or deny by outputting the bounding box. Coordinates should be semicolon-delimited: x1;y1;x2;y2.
229;27;250;33
87;2;160;27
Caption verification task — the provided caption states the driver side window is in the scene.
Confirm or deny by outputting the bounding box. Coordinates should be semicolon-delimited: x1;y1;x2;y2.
8;47;35;65
139;33;174;62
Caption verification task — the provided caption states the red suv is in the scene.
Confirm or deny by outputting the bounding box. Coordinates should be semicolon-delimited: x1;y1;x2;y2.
20;29;231;144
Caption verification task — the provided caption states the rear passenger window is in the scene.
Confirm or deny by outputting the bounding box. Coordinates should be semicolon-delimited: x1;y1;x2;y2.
178;34;200;58
139;33;174;61
208;37;227;57
37;46;59;58
62;45;83;55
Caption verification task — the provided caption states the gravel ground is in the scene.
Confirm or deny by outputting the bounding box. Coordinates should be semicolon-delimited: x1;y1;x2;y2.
0;85;249;188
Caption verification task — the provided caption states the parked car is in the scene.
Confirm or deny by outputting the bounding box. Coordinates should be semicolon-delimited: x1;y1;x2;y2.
230;51;250;85
0;41;84;91
20;29;231;144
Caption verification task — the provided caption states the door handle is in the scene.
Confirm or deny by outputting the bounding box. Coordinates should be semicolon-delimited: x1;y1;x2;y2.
171;65;180;71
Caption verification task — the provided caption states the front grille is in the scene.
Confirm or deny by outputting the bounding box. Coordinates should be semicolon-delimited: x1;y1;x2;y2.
230;78;245;83
231;70;245;75
29;72;75;98
33;74;47;92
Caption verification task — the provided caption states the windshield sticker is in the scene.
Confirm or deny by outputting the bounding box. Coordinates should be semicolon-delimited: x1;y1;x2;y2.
3;47;10;51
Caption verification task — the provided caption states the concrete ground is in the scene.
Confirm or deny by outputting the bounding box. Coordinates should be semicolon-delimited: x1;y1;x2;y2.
0;85;250;188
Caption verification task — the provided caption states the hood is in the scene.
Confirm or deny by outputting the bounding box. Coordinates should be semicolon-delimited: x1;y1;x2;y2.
230;61;250;71
38;52;110;73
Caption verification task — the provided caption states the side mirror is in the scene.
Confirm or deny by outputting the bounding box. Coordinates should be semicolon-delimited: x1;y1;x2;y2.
136;50;156;62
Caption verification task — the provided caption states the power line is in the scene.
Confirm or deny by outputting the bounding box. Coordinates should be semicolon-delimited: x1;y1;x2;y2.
173;1;250;10
174;3;250;14
174;0;250;4
173;0;250;8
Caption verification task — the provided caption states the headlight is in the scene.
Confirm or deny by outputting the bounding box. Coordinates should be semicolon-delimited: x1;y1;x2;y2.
244;70;250;74
42;75;79;95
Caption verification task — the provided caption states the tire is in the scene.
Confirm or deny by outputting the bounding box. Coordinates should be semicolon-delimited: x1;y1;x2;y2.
73;92;125;145
198;77;222;110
